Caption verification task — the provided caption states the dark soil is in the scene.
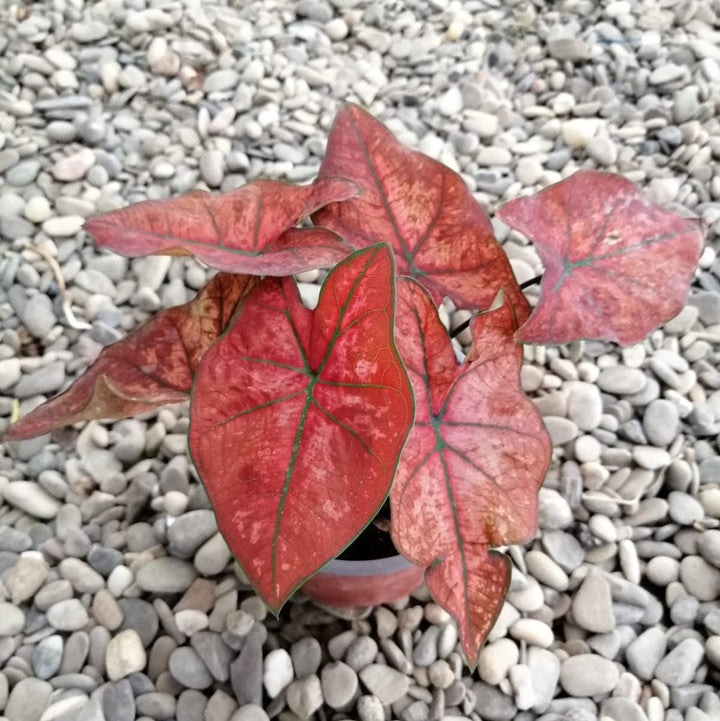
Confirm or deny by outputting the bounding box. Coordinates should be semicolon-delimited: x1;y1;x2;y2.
337;500;398;561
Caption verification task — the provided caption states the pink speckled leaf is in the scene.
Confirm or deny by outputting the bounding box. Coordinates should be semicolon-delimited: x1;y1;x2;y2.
84;177;360;275
497;170;704;344
4;273;258;440
391;279;551;666
313;103;530;319
189;244;414;611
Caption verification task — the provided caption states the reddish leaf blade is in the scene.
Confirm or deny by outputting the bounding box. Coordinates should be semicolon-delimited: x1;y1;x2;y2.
84;177;360;275
313;103;530;320
4;273;257;441
497;170;704;345
189;245;414;611
391;279;551;665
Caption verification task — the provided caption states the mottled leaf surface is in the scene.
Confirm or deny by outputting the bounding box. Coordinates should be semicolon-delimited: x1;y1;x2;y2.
313;103;530;319
189;245;414;610
85;177;360;275
497;170;704;344
4;273;257;440
391;279;551;665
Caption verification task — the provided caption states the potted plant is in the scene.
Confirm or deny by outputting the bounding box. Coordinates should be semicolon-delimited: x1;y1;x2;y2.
4;103;703;666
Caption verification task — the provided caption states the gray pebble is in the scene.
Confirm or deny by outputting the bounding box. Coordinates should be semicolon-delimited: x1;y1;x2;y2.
598;366;647;395
0;601;25;635
559;654;619;696
291;637;322;678
32;634;63;679
668;491;705;526
321;661;358;709
136;558;197;593
625;627;667;680
643;399;680;446
5;678;52;721
102;680;136;721
655;639;704;686
6;159;41;186
169;646;213;689
359;664;410;704
167;510;217;557
345;635;378;671
20;293;56;337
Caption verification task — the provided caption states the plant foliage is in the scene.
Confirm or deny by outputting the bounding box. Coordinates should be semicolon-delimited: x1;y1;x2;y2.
4;103;703;666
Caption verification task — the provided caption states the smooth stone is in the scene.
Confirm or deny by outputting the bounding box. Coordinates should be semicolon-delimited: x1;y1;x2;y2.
321;661;358;709
169;646;213;689
6;159;41;186
567;383;603;430
359;664;410;704
643;399;679;446
102;680;135;721
46;598;89;631
193;532;232;575
230;705;270;721
0;358;21;390
5;678;51;721
598;366;647;395
559;654;619;696
601;697;650;721
106;630;147;681
527;647;560;713
41;215;84;238
0;601;25;635
135;692;176;719
190;631;233;682
472;681;517;720
14;360;66;398
668;492;705;526
537;488;573;529
263;648;294;698
286;675;324;720
230;629;263;705
59;557;105;593
32;634;63;679
167;510;216;556
20;294;56;337
655;639;704;686
118;598;159;648
478;638;519;685
72;20;108;42
6;555;49;603
135;558;197;593
542;530;585;571
291;637;322;678
543;416;579;446
625;627;667;680
51;148;95;181
680;556;720;601
572;568;615;633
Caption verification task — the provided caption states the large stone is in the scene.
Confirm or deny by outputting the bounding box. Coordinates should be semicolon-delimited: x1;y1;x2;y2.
560;654;619;696
106;630;147;681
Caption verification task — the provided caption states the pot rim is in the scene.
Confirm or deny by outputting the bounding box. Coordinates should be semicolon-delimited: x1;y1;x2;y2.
319;553;418;576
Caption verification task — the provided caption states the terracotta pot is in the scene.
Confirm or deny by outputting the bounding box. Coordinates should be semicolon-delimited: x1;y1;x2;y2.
302;554;425;607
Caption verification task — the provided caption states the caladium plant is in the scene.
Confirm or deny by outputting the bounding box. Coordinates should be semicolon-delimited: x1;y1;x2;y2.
4;103;704;666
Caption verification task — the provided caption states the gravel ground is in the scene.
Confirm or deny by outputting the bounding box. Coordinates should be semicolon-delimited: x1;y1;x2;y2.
1;1;720;721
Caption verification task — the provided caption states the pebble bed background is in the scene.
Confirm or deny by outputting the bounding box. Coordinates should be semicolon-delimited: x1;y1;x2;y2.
0;1;719;721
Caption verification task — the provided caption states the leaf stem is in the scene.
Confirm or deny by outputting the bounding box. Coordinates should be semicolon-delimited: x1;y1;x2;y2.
519;274;543;290
448;274;543;340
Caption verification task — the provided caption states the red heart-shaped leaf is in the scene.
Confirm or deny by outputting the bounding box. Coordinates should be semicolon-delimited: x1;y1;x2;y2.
391;279;551;666
84;177;360;275
3;273;257;441
313;103;530;319
189;244;414;611
497;170;704;344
